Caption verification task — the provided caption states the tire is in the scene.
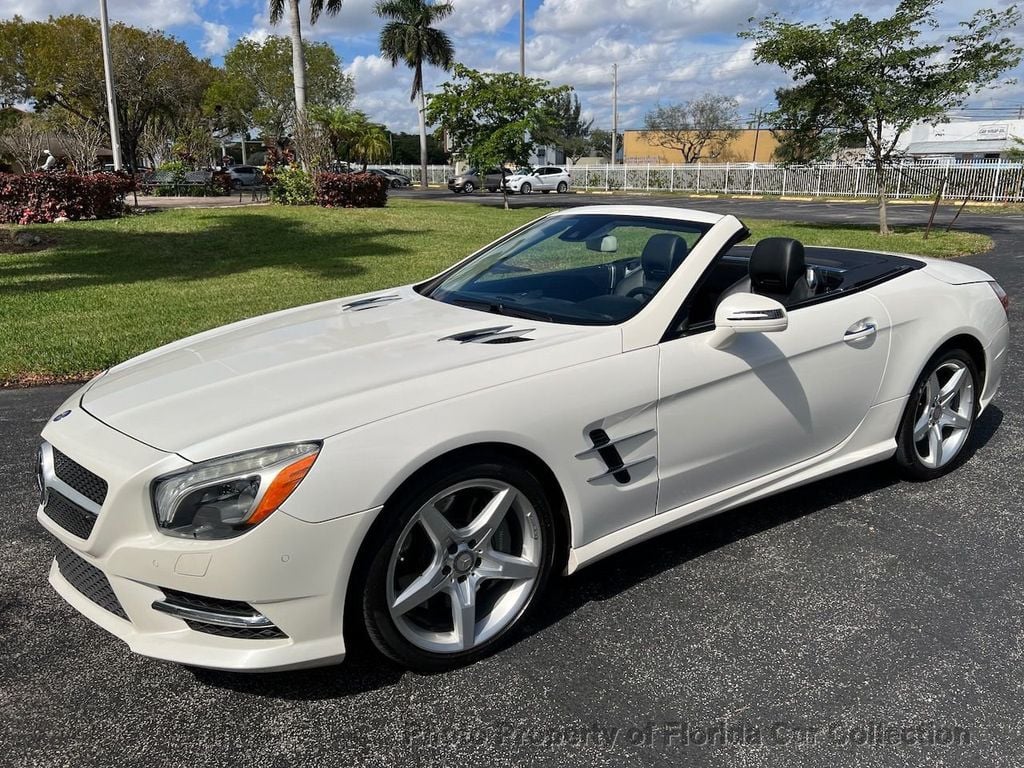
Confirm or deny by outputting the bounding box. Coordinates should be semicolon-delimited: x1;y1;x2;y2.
557;181;568;193
893;347;979;481
390;179;401;188
360;457;556;673
463;181;475;194
520;182;532;194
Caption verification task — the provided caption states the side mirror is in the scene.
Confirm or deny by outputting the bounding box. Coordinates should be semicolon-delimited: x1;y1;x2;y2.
708;293;788;348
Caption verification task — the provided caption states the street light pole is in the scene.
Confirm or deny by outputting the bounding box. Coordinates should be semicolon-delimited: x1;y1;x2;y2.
519;0;526;76
611;63;618;165
98;0;123;170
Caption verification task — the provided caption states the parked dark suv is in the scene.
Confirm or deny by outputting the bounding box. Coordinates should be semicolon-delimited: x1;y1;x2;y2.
447;167;509;194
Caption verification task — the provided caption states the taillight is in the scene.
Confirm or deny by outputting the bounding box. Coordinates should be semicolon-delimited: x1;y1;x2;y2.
989;281;1009;318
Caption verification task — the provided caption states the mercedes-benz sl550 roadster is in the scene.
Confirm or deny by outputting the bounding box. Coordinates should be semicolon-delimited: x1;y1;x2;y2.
36;206;1009;672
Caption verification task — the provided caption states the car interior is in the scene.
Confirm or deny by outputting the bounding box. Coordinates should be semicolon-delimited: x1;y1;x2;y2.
425;214;921;328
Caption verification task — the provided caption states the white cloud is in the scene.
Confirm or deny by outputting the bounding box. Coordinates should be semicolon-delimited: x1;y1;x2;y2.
446;0;518;35
0;0;203;28
200;21;230;56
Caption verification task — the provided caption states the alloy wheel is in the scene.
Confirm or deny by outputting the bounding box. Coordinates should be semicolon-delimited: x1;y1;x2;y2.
386;479;543;654
911;359;975;469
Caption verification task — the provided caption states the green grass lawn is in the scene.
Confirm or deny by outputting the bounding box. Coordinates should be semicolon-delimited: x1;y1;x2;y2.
0;200;992;385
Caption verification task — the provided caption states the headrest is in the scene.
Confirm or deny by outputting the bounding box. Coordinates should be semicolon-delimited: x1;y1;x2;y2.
749;238;806;295
641;234;689;282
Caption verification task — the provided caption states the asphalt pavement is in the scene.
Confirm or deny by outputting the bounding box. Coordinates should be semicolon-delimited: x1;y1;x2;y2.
1;196;1022;767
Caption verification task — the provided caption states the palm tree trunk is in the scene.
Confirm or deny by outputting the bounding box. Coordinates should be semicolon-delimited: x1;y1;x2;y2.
288;0;308;168
418;88;429;189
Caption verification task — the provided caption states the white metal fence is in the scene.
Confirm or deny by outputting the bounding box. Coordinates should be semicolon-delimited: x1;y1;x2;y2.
383;162;1024;202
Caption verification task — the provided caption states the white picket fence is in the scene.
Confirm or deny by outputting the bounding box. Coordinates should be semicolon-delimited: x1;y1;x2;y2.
381;162;1024;202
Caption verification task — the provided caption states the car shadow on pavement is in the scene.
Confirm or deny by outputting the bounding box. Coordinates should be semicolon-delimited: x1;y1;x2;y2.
190;404;1003;699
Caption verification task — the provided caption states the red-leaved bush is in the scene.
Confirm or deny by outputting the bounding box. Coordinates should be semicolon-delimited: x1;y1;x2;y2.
314;172;388;208
0;172;137;224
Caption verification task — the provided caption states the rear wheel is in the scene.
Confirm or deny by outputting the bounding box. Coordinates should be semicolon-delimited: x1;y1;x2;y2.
361;459;556;672
520;182;532;194
894;348;978;480
557;181;569;193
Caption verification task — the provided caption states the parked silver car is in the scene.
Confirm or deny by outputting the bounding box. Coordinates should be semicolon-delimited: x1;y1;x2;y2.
447;168;509;194
226;165;264;188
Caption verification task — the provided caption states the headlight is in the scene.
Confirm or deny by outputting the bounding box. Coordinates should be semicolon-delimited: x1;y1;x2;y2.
152;443;320;539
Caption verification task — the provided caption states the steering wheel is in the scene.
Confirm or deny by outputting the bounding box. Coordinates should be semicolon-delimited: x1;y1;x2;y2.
626;286;657;303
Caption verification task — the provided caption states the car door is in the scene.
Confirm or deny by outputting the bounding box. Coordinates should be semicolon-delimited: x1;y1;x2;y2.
532;167;554;190
655;293;891;513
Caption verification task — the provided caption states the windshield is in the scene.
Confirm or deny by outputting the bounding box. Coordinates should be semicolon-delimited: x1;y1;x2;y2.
421;213;712;325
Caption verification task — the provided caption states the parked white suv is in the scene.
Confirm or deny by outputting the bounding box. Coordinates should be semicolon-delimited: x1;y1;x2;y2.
505;166;572;194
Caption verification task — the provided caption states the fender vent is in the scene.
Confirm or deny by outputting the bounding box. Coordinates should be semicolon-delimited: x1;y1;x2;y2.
342;294;401;311
577;427;656;484
440;326;535;344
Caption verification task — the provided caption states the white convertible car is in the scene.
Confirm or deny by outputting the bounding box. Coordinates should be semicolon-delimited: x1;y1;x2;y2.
37;206;1009;673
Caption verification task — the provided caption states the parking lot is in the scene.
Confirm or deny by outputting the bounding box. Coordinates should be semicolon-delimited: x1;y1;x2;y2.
1;197;1021;767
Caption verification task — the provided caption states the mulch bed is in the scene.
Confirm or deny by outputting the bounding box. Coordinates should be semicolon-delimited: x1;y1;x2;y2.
0;228;57;254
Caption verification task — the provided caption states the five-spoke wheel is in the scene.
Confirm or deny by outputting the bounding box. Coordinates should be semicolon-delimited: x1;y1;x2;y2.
895;348;978;479
360;460;555;671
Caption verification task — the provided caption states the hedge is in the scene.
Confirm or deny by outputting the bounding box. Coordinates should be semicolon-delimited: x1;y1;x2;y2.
0;172;137;224
314;172;388;208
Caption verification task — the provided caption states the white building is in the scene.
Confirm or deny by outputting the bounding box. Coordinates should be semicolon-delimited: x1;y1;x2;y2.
890;118;1023;161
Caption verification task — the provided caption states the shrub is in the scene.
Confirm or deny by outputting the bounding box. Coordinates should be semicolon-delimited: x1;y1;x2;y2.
314;172;388;208
0;172;137;224
269;165;315;205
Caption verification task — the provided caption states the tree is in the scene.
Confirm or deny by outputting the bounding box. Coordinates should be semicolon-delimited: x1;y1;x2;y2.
0;110;48;171
310;106;389;167
47;110;105;173
205;36;354;145
376;0;455;189
640;95;741;163
391;131;445;164
742;0;1022;234
589;128;622;162
543;92;593;163
267;0;344;165
427;65;568;208
0;15;215;170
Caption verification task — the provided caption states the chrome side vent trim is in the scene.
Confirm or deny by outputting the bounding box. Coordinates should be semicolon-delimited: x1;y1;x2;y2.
582;428;656;485
439;326;535;344
342;294;401;311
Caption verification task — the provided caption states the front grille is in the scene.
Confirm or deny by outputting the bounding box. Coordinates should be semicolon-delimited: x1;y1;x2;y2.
44;490;97;539
52;448;108;506
54;542;128;620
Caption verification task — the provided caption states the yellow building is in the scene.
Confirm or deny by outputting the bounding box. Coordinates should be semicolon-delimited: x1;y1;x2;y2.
623;128;780;164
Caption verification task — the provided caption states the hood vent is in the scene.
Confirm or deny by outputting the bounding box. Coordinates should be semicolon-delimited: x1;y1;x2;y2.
439;325;535;344
341;294;401;312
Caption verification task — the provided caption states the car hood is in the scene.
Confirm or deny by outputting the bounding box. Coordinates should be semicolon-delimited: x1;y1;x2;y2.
80;286;620;461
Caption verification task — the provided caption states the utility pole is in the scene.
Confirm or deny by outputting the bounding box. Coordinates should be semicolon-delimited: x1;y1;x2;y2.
611;63;618;165
519;0;526;76
98;0;123;170
751;109;764;162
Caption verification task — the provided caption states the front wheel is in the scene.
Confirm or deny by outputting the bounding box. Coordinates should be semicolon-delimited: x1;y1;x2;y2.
894;348;979;480
462;181;475;194
360;459;556;672
520;182;532;194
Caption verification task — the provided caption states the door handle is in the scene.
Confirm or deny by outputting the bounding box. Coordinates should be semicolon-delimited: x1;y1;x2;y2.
843;322;877;342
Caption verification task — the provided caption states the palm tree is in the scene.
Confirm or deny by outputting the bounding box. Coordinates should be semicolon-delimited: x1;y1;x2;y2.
376;0;454;188
268;0;344;141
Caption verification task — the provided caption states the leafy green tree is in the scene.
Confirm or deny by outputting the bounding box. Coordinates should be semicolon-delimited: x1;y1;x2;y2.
0;15;215;170
376;0;455;188
205;36;353;146
427;64;568;207
391;131;445;164
543;92;593;163
742;0;1022;234
267;0;344;119
640;94;740;163
589;128;622;162
310;106;389;167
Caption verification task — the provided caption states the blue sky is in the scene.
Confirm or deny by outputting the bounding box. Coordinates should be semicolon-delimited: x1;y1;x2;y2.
3;0;1023;133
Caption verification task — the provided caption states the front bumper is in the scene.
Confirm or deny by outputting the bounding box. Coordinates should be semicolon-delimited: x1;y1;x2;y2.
38;391;380;671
